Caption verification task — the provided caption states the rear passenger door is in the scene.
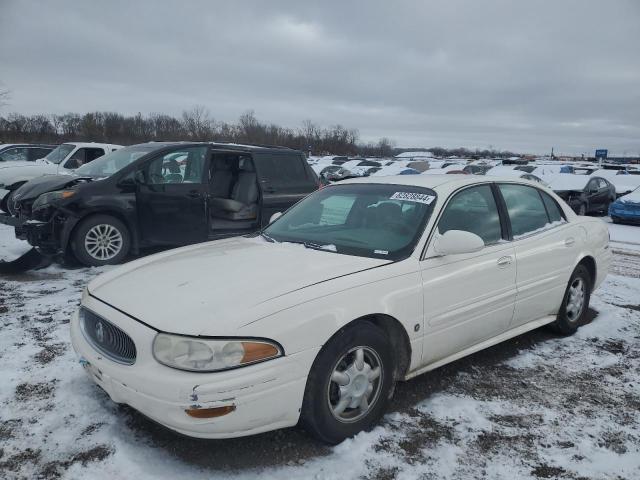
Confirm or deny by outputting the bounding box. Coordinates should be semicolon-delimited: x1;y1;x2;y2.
254;152;317;226
497;183;579;328
420;184;516;365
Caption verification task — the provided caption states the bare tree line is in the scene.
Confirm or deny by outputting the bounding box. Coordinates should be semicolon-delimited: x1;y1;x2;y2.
0;105;519;158
0;107;377;155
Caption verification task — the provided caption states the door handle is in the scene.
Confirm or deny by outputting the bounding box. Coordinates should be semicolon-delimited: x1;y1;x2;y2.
497;256;513;267
263;186;276;193
187;191;201;198
565;237;575;247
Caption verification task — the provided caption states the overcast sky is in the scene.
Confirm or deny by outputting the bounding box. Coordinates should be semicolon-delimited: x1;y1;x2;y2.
1;1;639;155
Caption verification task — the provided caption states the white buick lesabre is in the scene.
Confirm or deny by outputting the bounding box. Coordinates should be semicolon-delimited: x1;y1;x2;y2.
71;175;611;444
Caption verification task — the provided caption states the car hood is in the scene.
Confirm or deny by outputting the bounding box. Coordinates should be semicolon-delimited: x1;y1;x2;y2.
0;161;33;170
13;174;91;203
88;236;391;336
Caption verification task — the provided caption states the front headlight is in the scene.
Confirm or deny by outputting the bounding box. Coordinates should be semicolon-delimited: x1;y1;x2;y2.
32;190;75;211
152;333;282;372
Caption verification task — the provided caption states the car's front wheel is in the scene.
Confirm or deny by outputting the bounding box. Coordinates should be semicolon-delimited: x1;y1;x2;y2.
71;214;131;267
1;190;17;215
550;264;591;335
300;321;395;444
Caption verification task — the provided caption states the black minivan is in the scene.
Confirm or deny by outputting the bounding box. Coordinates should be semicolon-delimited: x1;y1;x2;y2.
5;142;319;266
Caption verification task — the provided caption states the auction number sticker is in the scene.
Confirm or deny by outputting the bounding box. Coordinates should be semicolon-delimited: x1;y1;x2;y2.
390;192;436;205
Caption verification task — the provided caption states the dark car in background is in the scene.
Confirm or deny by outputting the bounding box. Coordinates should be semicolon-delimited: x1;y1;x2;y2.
0;144;57;163
4;142;318;266
543;174;616;216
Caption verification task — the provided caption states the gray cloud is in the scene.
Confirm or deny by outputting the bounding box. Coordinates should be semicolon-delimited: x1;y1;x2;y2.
1;0;639;154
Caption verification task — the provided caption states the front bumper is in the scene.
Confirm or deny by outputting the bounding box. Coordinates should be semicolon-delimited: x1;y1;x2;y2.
70;293;318;439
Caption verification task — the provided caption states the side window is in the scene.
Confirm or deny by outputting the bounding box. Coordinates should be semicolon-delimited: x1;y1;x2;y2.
540;191;565;223
498;184;551;238
64;148;86;169
438;185;502;245
28;148;51;161
256;154;311;187
0;147;28;162
85;148;106;162
586;179;598;192
597;178;609;189
145;147;207;185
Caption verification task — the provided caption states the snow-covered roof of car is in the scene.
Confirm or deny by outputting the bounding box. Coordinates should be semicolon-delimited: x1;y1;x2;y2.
484;166;521;176
540;174;591;190
62;142;122;148
619;186;640;203
340;173;542;191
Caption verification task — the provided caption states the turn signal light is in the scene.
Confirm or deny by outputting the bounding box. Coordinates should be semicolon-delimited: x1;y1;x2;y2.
241;342;279;363
185;405;236;419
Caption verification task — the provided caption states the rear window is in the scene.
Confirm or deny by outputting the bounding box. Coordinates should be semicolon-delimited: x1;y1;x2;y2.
256;153;312;185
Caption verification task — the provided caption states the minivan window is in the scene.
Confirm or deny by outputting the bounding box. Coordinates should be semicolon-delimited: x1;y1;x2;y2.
264;184;436;260
75;144;157;178
146;147;207;184
438;185;502;245
257;154;309;185
499;184;555;239
45;144;75;164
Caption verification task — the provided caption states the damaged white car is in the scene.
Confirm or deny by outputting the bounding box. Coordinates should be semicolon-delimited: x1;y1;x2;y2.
71;176;612;444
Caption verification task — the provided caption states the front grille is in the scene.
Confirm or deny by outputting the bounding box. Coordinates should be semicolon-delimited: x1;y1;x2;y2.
80;307;137;365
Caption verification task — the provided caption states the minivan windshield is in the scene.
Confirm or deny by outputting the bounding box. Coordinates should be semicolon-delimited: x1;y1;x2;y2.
264;183;437;260
75;144;157;178
45;144;75;164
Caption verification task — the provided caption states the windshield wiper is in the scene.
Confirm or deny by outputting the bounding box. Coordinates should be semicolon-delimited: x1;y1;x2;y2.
260;232;277;243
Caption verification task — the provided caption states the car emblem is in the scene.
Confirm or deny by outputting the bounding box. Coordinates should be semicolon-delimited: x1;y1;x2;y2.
95;321;105;343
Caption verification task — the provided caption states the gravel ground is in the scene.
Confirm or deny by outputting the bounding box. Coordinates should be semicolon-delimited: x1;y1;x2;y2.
0;223;639;480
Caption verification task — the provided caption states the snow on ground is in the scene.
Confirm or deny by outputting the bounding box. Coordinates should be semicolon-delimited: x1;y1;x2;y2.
1;222;640;480
0;226;31;262
606;217;640;253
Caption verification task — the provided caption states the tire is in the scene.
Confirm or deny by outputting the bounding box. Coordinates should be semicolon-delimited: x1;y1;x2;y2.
550;264;591;335
71;215;131;267
1;190;16;215
300;321;395;444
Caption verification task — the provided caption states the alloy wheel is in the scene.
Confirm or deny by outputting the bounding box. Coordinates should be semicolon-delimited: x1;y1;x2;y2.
84;224;123;261
327;346;383;423
566;277;586;322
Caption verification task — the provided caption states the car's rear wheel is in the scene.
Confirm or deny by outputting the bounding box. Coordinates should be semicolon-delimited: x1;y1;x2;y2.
71;215;131;267
550;264;591;335
300;321;395;444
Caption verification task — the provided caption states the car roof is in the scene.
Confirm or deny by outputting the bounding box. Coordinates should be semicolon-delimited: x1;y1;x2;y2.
131;141;298;153
340;173;541;191
61;142;122;148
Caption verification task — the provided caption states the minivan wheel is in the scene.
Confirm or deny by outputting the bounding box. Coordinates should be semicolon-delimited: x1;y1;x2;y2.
72;215;131;267
300;322;395;444
549;264;591;335
1;190;16;215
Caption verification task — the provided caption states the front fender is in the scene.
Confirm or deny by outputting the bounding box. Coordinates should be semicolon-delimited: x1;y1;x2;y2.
236;259;424;374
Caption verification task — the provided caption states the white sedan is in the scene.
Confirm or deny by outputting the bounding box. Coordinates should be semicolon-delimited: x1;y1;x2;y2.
71;175;611;444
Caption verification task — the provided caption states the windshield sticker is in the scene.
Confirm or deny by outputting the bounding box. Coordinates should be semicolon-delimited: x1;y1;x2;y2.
390;192;436;205
374;250;389;255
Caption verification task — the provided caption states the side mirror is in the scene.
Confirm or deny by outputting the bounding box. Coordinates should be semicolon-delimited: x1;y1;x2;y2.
433;230;485;256
269;212;283;224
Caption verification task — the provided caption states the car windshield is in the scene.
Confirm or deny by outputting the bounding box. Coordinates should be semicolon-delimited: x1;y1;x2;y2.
75;144;156;178
45;144;75;164
264;183;437;260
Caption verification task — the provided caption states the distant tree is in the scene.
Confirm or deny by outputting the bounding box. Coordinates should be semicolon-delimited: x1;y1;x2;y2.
0;86;9;109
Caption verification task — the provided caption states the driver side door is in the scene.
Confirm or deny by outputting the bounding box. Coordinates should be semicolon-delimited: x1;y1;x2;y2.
136;146;210;246
419;184;517;366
